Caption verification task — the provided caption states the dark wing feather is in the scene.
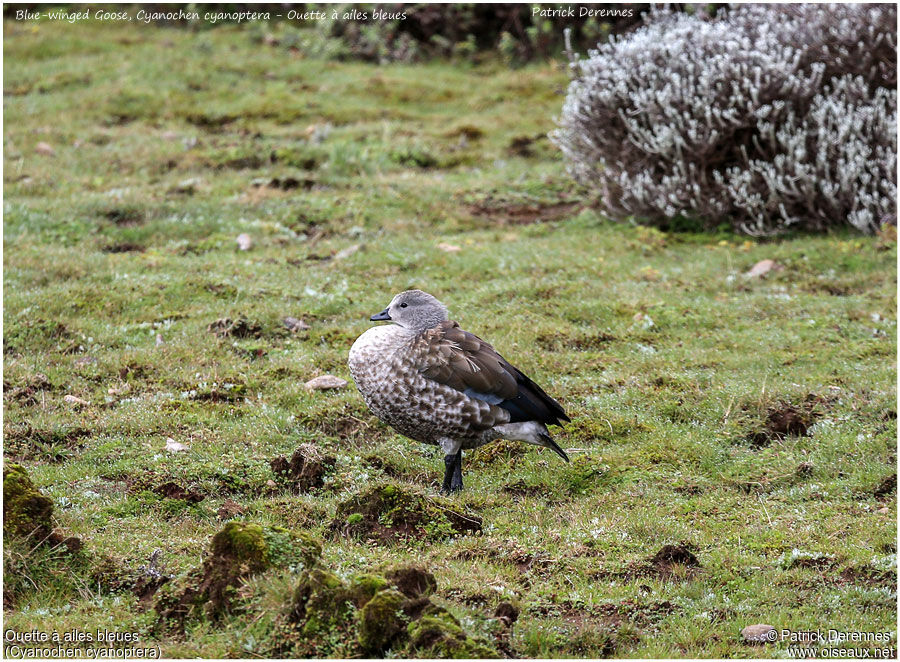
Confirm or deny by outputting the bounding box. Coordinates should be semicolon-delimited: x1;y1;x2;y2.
416;321;569;427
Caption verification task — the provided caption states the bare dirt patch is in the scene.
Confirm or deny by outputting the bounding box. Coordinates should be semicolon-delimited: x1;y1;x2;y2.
502;479;549;499
613;544;703;581
873;473;896;498
746;395;830;447
467;198;581;225
154;481;205;503
101;206;145;226
270;444;336;493
102;241;146;253
207;316;263;339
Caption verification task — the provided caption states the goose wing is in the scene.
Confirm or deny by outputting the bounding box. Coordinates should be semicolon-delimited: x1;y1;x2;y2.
413;320;569;427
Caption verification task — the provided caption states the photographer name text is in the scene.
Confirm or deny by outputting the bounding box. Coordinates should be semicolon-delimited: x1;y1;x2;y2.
533;6;634;18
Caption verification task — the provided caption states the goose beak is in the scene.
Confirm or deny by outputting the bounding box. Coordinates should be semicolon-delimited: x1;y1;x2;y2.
370;308;391;322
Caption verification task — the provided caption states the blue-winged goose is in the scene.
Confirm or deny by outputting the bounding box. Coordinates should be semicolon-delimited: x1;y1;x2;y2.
348;290;570;493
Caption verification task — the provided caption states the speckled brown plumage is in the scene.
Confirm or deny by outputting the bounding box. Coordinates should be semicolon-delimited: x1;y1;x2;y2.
348;290;570;492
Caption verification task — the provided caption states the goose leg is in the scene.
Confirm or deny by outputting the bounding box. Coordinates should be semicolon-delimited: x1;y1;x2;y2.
450;450;463;492
439;438;464;494
442;453;456;494
441;450;464;493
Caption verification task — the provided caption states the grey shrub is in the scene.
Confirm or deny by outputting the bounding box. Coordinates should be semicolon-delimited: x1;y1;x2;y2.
551;4;897;235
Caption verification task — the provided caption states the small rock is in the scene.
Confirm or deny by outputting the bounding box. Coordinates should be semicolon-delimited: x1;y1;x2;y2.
156;333;164;347
876;506;890;515
63;394;89;407
304;122;332;144
236;233;253;251
745;259;783;278
170;178;201;195
217;499;247;520
741;624;777;644
437;242;461;253
633;312;655;329
165;438;189;453
284;316;310;332
35;142;55;156
333;244;361;260
161;131;178;141
304;375;348;391
266;479;277;488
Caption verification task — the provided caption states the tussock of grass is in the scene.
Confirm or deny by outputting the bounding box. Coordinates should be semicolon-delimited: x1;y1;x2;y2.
3;16;897;659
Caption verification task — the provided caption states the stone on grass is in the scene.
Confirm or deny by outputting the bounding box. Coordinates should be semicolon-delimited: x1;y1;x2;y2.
165;438;189;453
333;244;361;260
304;375;347;391
741;624;777;644
170;178;201;195
745;259;783;278
64;394;90;407
283;316;310;332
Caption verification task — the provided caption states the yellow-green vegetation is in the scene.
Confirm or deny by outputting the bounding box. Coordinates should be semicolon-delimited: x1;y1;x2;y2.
154;521;320;631
3;15;897;659
3;463;54;539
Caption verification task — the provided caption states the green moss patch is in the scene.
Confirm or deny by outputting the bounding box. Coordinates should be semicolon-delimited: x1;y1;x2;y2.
407;609;500;658
155;522;321;630
3;463;54;539
290;563;499;658
358;588;407;654
332;483;482;542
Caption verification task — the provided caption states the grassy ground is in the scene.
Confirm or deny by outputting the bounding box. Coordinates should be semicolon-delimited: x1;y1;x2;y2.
4;17;897;659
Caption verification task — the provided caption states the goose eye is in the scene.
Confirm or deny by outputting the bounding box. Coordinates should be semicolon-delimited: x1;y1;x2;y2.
399;303;408;308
